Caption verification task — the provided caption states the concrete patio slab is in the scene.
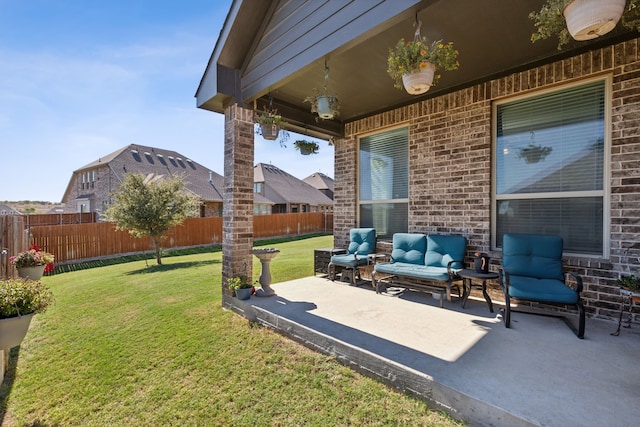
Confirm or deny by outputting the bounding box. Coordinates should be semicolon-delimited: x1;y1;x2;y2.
225;276;640;427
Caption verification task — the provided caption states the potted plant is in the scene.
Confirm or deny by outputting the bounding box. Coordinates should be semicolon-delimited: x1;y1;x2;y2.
304;87;340;120
617;274;640;297
293;140;320;155
517;144;553;164
9;244;55;281
387;36;460;95
530;0;634;49
228;276;254;300
255;108;288;143
0;278;54;350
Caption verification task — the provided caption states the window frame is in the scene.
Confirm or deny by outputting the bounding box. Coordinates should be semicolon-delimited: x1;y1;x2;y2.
491;75;611;258
357;125;410;240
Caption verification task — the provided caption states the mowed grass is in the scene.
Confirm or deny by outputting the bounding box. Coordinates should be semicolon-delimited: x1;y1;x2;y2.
1;235;463;426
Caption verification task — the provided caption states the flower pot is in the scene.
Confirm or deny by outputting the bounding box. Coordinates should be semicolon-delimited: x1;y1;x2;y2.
402;62;436;95
0;313;35;350
260;123;280;141
316;96;337;119
563;0;625;41
17;265;45;281
234;287;252;300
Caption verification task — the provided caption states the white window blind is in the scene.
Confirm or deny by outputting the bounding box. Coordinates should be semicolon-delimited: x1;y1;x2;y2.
359;127;408;239
494;79;606;255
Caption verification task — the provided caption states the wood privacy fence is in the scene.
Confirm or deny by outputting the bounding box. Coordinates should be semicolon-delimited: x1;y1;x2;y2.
25;212;98;226
0;216;29;279
26;212;333;264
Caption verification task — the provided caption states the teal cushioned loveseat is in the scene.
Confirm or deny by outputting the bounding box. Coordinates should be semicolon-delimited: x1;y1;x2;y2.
372;233;467;305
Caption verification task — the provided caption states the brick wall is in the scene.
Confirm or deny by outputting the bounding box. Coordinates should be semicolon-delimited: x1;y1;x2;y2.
63;165;114;213
340;38;640;323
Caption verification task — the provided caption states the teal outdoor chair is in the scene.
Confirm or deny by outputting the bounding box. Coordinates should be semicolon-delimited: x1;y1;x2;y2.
499;233;585;339
329;228;376;285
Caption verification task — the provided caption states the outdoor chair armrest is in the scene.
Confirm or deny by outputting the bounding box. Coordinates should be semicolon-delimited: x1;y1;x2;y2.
565;271;583;293
446;259;464;277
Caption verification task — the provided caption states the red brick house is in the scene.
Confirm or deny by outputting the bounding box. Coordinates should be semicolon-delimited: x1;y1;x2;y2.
196;0;640;323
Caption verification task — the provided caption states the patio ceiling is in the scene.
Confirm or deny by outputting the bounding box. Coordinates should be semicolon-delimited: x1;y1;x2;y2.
199;0;637;139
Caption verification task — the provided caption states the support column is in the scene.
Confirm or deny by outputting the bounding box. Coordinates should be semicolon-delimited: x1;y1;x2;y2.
222;104;254;297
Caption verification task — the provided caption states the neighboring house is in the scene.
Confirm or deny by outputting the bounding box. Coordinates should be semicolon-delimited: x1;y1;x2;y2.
197;0;640;321
303;172;334;200
253;163;333;214
0;205;21;215
61;144;225;217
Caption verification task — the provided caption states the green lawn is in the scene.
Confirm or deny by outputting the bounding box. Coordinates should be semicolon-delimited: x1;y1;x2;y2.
1;235;463;426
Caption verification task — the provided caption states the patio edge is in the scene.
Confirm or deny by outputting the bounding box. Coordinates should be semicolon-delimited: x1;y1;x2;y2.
223;295;540;427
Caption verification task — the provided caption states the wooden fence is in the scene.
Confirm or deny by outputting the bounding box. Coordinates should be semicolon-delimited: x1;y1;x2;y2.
24;212;97;227
0;216;29;279
26;212;332;264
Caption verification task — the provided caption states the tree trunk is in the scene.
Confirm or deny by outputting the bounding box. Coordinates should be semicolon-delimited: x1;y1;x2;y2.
151;235;162;265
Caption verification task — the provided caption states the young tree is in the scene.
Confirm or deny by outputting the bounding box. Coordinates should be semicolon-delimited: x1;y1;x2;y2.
104;173;198;265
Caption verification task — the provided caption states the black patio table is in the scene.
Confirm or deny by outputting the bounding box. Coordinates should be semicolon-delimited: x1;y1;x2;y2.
458;269;498;313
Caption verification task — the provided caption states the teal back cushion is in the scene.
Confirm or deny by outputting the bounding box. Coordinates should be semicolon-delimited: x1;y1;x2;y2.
502;233;564;280
425;234;467;269
391;233;427;265
347;228;376;255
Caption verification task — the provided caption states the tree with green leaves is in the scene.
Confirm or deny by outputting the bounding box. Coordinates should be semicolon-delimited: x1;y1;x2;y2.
104;173;198;265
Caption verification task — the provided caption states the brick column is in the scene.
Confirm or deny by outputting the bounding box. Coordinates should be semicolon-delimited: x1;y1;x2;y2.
222;104;254;296
333;135;358;249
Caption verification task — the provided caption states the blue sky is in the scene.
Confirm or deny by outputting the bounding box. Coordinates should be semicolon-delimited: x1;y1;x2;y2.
0;0;334;202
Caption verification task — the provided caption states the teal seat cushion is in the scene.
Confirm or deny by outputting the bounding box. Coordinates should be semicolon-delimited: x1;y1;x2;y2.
507;275;579;304
391;233;427;265
374;262;450;282
330;253;369;267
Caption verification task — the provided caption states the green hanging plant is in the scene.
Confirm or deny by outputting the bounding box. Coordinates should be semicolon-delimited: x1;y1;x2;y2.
293;140;320;155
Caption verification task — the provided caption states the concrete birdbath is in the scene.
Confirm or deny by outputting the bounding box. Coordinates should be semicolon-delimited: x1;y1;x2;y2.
252;248;280;297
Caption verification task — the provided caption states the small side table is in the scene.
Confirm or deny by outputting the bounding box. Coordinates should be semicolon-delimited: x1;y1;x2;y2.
359;253;390;283
458;269;498;312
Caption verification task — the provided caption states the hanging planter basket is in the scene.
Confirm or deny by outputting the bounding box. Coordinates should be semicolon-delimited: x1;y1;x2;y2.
401;62;436;95
293;140;320;155
16;265;46;281
0;313;35;350
260;123;280;141
563;0;626;41
316;96;338;119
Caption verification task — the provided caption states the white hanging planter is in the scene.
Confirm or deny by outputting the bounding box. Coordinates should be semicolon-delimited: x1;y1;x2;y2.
316;96;337;119
401;62;436;95
563;0;626;41
0;313;35;350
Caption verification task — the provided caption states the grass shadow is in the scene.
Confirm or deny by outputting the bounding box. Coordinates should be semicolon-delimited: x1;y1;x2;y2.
125;259;219;275
0;347;21;426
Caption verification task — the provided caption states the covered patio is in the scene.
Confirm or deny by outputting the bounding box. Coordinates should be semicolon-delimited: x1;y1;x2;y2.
228;277;640;426
197;1;640;425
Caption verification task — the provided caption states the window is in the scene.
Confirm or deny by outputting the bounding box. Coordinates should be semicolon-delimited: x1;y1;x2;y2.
358;127;408;240
254;182;263;194
493;78;608;256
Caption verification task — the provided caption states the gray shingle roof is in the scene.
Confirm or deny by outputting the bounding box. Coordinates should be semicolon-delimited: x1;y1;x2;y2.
254;163;333;206
77;144;224;202
303;172;334;192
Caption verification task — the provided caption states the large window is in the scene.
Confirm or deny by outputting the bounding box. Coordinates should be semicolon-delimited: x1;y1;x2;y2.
359;127;408;240
493;78;608;256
